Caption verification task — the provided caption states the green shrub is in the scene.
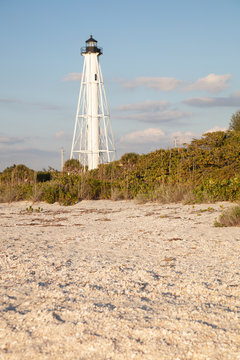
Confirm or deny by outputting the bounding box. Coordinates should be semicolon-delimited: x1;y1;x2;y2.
0;164;34;185
42;182;60;204
120;152;139;166
63;159;83;174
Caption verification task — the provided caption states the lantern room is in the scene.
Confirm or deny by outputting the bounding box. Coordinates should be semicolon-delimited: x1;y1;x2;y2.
81;35;103;55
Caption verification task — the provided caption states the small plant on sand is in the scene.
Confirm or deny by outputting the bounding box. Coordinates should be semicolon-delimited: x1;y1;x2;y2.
198;207;215;213
25;206;43;213
214;205;240;227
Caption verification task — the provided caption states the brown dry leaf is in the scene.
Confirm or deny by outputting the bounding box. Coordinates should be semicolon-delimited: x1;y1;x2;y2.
168;238;182;242
163;257;176;262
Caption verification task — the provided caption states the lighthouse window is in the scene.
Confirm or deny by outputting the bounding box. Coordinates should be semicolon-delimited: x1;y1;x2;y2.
95;74;97;81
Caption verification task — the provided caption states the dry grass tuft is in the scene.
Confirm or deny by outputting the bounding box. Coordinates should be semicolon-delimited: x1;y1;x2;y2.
214;205;240;227
111;188;127;201
135;184;196;204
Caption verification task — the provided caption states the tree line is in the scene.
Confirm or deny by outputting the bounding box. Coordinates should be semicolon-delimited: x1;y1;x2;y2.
1;110;240;204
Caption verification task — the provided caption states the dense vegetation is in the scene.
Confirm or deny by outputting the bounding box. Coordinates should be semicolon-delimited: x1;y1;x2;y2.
1;130;240;205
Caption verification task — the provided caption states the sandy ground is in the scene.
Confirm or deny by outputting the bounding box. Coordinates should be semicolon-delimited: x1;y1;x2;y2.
0;200;240;360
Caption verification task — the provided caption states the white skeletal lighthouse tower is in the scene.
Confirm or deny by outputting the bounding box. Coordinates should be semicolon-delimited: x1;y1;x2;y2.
70;35;116;170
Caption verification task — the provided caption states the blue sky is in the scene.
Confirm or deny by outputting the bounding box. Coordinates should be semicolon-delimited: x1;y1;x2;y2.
1;0;240;170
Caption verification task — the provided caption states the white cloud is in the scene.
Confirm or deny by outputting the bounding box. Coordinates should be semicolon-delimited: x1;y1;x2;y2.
119;73;231;93
120;128;165;144
62;72;82;82
203;126;227;133
169;131;198;145
183;91;240;107
119;128;197;149
115;100;169;112
185;73;231;93
121;77;181;91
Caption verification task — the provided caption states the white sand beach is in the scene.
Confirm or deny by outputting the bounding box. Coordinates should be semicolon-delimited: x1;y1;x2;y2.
0;200;240;359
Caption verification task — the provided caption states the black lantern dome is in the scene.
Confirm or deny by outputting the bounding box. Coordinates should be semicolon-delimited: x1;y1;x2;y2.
81;35;103;55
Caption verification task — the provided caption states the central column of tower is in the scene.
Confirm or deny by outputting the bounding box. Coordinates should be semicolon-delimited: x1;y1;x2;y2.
84;52;99;170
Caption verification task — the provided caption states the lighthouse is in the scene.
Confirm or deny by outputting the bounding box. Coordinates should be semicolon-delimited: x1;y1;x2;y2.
70;35;116;170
